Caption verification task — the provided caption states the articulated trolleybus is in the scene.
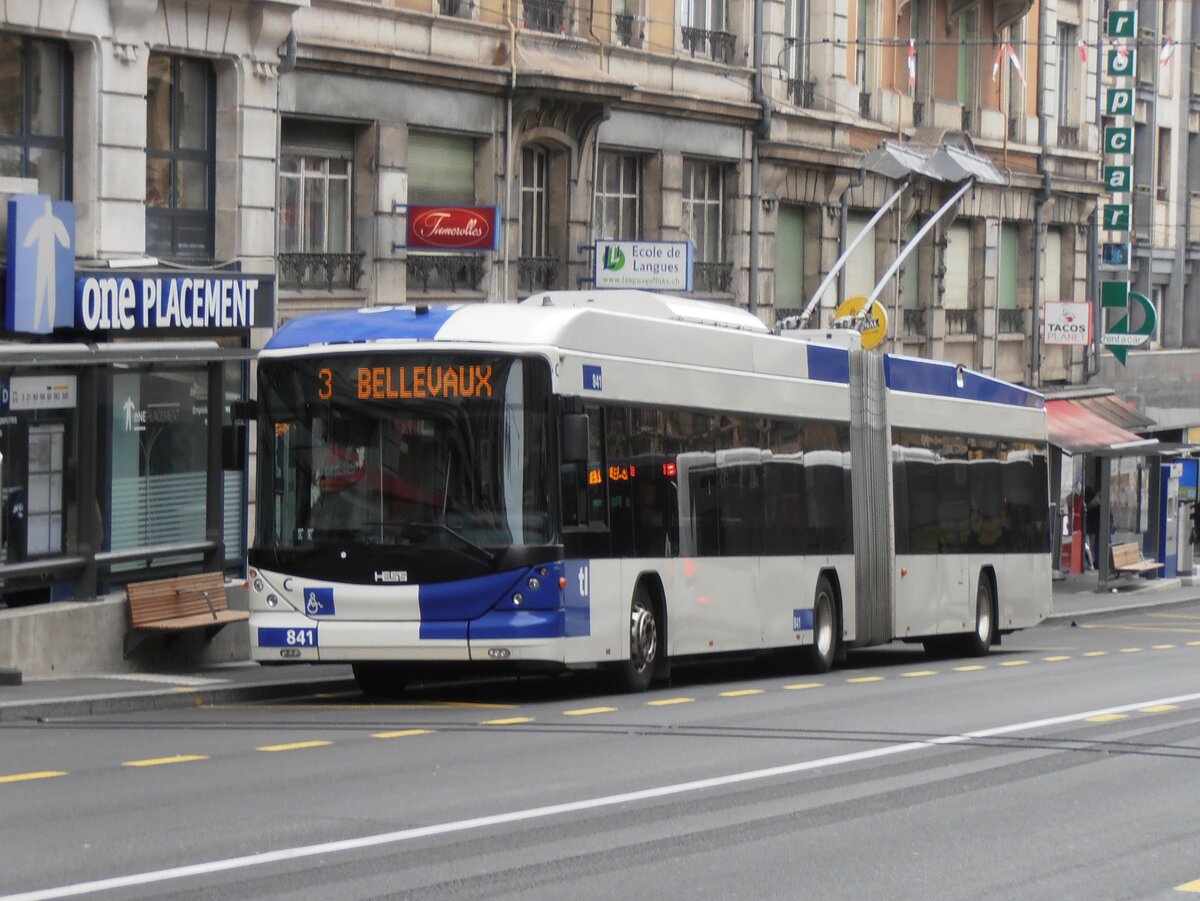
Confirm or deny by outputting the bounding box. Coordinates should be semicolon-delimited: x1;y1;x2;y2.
248;291;1051;695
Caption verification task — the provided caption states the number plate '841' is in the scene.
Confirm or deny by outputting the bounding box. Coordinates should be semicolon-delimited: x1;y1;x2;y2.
258;627;318;647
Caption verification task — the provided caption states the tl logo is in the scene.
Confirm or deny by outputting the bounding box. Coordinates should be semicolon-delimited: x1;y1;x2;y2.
602;246;626;271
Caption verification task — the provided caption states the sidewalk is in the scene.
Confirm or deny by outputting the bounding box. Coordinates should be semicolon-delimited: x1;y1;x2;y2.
2;571;1198;723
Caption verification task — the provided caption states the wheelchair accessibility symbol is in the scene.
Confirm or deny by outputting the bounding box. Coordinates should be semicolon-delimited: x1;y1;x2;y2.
303;587;335;616
307;592;320;615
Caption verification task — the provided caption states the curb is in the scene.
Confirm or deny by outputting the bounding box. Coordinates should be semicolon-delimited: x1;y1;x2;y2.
0;676;359;723
1040;595;1200;627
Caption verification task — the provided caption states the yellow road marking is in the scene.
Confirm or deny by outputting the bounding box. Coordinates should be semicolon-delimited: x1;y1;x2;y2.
1175;878;1200;892
783;682;824;690
1190;641;1200;647
1083;651;1108;657
256;741;333;752
1043;656;1071;662
647;697;694;706
1086;714;1128;723
563;707;616;716
1149;612;1200;621
239;701;516;711
719;689;764;697
999;660;1030;667
953;665;985;672
122;755;208;768
482;717;534;726
901;670;937;678
372;729;433;739
848;676;883;684
1120;647;1142;653
1153;644;1177;650
0;771;68;784
1139;705;1179;714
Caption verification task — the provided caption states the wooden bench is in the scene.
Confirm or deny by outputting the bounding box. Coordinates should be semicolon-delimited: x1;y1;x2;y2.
1111;541;1164;577
125;572;248;657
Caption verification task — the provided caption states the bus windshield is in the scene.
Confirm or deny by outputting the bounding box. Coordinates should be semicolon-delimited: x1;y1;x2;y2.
257;353;552;555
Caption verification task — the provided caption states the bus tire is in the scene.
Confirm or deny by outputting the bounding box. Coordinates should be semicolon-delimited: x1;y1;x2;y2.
353;662;407;698
800;576;838;674
616;586;659;693
960;575;995;657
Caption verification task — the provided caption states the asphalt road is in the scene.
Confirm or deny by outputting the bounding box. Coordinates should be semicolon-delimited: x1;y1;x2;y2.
4;605;1200;900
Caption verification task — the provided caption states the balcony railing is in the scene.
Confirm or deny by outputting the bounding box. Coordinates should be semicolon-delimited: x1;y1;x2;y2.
945;308;977;335
694;261;734;293
902;308;926;338
614;12;640;47
1057;125;1080;148
524;0;570;33
788;78;815;108
439;0;467;16
859;91;872;119
278;252;365;292
998;308;1025;334
681;27;736;64
518;256;559;292
961;106;972;132
913;101;924;126
406;253;486;293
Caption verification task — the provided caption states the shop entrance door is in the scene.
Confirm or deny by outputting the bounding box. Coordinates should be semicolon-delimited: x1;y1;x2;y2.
26;423;64;556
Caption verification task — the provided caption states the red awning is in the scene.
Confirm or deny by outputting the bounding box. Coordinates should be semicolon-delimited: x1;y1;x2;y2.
1045;397;1155;454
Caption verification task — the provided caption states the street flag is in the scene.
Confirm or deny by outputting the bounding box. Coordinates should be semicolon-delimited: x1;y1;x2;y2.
1006;42;1026;86
1078;38;1088;64
908;39;916;88
1160;38;1176;67
992;43;1004;81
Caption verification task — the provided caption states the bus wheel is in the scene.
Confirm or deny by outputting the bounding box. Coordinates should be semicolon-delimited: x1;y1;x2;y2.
960;576;995;657
617;587;658;693
800;576;838;674
353;662;407;699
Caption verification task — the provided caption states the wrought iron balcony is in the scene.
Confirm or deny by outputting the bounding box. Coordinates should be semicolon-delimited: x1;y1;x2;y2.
998;308;1025;334
518;256;559;292
524;0;571;33
1057;125;1079;148
788;78;815;107
913;101;924;126
614;12;640;47
961;106;972;132
902;308;926;338
681;27;736;64
439;0;466;15
945;308;977;335
859;91;872;119
406;254;486;293
694;261;734;293
278;252;365;292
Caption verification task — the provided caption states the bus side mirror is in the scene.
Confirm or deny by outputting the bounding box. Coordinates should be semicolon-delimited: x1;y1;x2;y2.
562;413;589;465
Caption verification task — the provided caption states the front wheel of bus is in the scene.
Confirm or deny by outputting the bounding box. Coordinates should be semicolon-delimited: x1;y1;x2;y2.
961;576;995;657
617;587;658;693
353;662;407;699
800;576;838;674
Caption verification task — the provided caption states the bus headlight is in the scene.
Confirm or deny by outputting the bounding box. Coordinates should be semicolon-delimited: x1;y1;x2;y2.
512;593;523;606
527;577;540;591
253;578;265;593
266;594;279;608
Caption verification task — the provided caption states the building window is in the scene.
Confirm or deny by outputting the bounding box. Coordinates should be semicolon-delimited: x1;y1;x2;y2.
613;0;644;48
784;0;811;103
279;119;359;291
593;151;641;240
1156;127;1171;202
958;10;979;128
406;130;483;294
1057;24;1078;133
523;0;571;33
519;145;557;292
145;54;215;263
775;204;807;312
0;34;71;199
683;158;731;292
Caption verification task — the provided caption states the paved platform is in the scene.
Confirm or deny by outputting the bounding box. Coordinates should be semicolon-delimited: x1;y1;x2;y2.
1;570;1197;723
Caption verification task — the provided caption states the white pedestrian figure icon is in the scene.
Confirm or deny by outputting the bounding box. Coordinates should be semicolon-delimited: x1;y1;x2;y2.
23;199;72;332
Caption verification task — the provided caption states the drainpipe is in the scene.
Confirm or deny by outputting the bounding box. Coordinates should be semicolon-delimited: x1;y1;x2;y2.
503;1;518;301
749;0;772;316
278;29;297;76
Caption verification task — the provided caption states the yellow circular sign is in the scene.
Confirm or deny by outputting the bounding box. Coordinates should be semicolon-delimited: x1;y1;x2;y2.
833;296;889;350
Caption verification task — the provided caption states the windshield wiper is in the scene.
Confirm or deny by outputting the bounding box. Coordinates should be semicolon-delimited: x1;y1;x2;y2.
408;520;497;565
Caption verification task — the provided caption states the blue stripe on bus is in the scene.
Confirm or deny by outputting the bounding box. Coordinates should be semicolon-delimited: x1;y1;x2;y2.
805;344;850;384
470;609;567;640
265;305;462;349
884;356;1044;409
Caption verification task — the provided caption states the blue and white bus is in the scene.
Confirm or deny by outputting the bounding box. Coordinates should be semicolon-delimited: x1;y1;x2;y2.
247;291;1051;695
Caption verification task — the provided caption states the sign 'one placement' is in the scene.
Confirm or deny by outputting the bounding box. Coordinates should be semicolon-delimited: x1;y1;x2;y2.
594;240;693;291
